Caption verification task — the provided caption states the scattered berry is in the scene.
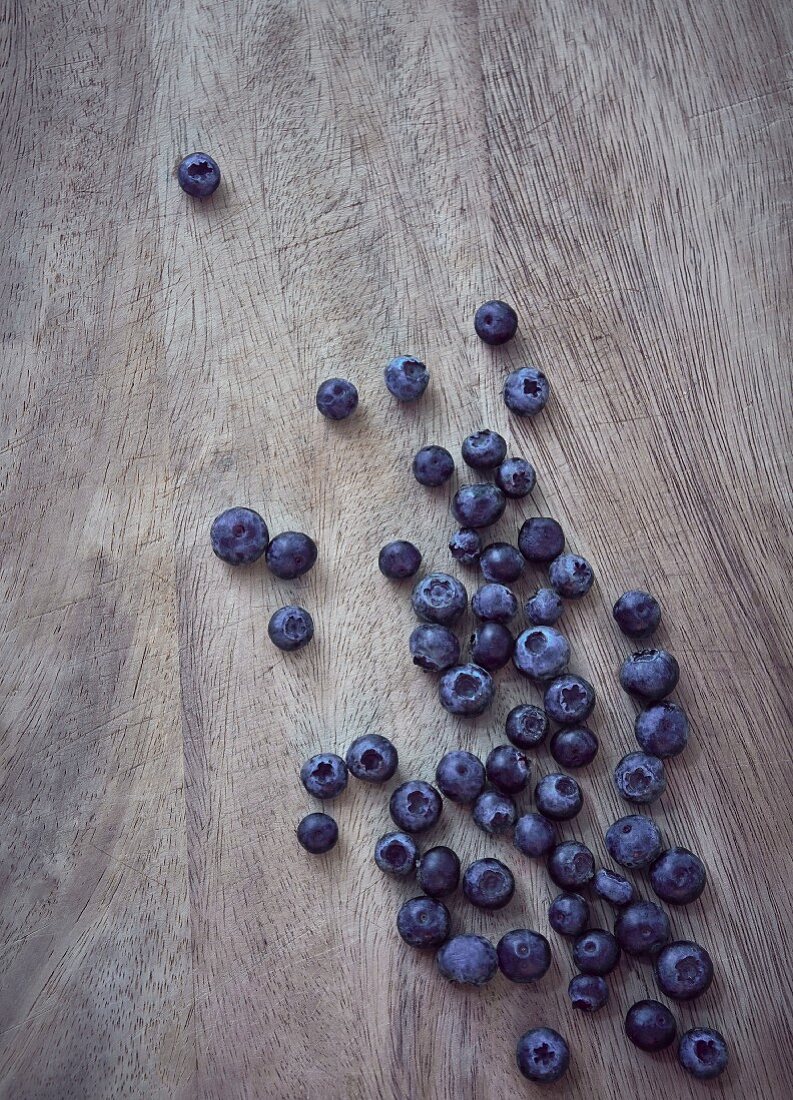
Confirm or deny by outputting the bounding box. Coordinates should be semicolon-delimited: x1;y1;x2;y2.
409;623;460;672
535;773;583;820
548;841;595;889
268;605;314;651
625;1000;677;1052
452;483;506;528
549;552;594;598
471;582;517;623
650;847;706;906
379;539;422;579
606;814;663;869
495;457;536;497
550;726;598;769
593;868;635;908
389;780;443;833
385;355;429;402
516;1028;569;1084
635;702;689;758
513;626;571;681
655;940;713;1000
296;812;338;854
435;750;486;804
474;299;518;345
436;934;498;986
569;974;609;1013
417;846;461;898
485;744;530;795
572;928;621;975
300;753;348;799
472;790;517;836
479;542;524;584
525;587;563;626
178;152;221;197
614;752;666;804
462;429;507;470
438;663;495;716
613;590;661;637
345;734;398;783
678;1028;728;1079
518;516;565;562
411;573;467;625
469;622;514;671
374;832;419;877
514;813;556;858
543;674;596;725
211;506;268;565
620;649;680;701
315;377;358;420
497;929;551;983
266;531;318;579
397;896;451;948
548;892;589;937
504;367;550;417
449;528;482;567
615;900;671;958
463;857;515;910
413;445;454;487
505;704;549;748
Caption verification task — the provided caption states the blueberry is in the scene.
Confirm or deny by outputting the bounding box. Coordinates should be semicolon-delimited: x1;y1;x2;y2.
572;928;621;975
614;901;671;958
389;780;443;833
620;649;680;701
497;929;551;983
606;814;663;869
345;734;398;783
384;355;429;402
411;573;467;625
514;813;556;858
469;622;514;671
485;744;530;795
300;753;348;799
516;1028;569;1084
650;847;706;906
593;868;635;908
211;506;268;565
535;773;582;820
449;528;482;567
378;539;421;579
463;857;515;910
635;702;689;758
548;841;595;889
266;531;317;579
525;587;563;626
548;892;589;937
296;812;338;854
452;483;506;528
513;626;570;681
613;589;661;637
569;974;609;1013
178;152;221;197
436;934;498;986
495;457;536;498
315;377;358;420
471;583;517;624
472;790;517;836
549;553;594;599
625;1000;677;1052
678;1028;728;1079
396;896;451;948
438;663;494;716
614;752;666;804
474;299;518;345
655;940;713;1001
417;846;460;898
479;542;524;584
409;624;460;672
550;726;598;769
374;831;419;877
505;704;548;749
504;367;550;417
435;750;486;804
518;516;564;562
461;429;507;470
268;605;314;651
413;445;454;487
543;674;596;725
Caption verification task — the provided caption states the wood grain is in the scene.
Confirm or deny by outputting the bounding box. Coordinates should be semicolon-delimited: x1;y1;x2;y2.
1;0;791;1097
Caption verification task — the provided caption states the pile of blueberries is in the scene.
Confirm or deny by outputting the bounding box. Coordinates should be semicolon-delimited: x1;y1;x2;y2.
202;231;728;1087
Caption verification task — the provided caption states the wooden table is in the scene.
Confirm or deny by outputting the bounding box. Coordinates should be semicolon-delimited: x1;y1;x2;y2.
2;1;791;1096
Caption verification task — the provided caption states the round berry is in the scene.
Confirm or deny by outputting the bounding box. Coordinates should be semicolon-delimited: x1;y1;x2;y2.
438;663;494;716
471;583;517;623
543;674;596;725
518;516;564;562
569;974;609;1013
374;832;419;877
384;355;429;402
462;429;507;470
300;753;348;799
480;542;524;584
178;152;221;197
435;750;485;804
409;624;460;673
572;928;621;975
635;702;689;758
296;812;338;854
417;847;460;898
615;901;671;958
606;814;663;869
211;506;268;565
514;813;556;858
678;1028;728;1080
593;868;634;908
436;934;497;986
449;528;482;567
650;847;706;906
549;552;594;598
655;940;713;1001
389;780;442;833
614;752;666;804
266;531;317;579
485;744;530;794
396;896;450;948
497;929;551;983
535;773;582;821
548;841;595;889
474;299;518;345
463;857;515;910
472;790;517;836
315;377;358;420
525;587;563;626
620;648;680;701
411;573;467;625
452;483;506;528
625;1000;677;1052
504;367;550;417
379;539;421;579
513;626;570;681
345;734;398;784
613;590;661;637
413;445;454;486
469;622;514;671
516;1028;569;1084
548;892;589;937
505;704;548;748
268;605;314;651
495;457;536;497
550;726;598;769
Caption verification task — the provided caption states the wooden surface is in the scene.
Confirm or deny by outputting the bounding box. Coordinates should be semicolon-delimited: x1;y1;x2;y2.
1;0;791;1096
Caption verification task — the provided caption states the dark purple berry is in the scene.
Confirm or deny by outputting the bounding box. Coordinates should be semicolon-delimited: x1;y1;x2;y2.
678;1028;728;1079
469;622;514;671
178;152;220;197
316;377;358;420
514;813;555;858
518;516;564;562
504;367;550;417
548;892;589;937
485;744;530;794
449;527;482;566
266;531;317;579
480;542;524;584
417;846;460;898
525;587;563;626
409;624;460;672
379;539;421;579
452;483;506;528
396;896;450;948
615;901;671;958
550;726;598;769
411;573;467;625
613;590;661;638
569;974;609;1012
462;857;515;910
625;1000;677;1052
471;583;517;623
572;928;620;975
535;773;582;821
389;781;442;833
549;552;594;598
474;299;518;345
543;674;596;725
300;753;347;799
606;814;663;869
461;429;507;470
495;457;536;497
345;734;398;783
435;750;485;804
268;605;314;651
620;649;680;701
650;847;706;906
385;355;429;402
593;868;634;908
505;704;548;748
436;934;497;986
211;506;268;565
513;626;570;681
548;841;595;889
654;940;713;1001
516;1028;569;1084
472;790;517;836
635;702;689;758
614;752;666;804
438;663;494;716
413;445;454;486
296;812;338;854
497;929;551;983
374;832;419;877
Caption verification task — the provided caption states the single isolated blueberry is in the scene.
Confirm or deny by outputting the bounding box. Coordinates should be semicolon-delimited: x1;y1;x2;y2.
505;704;549;749
417;846;460;898
535;773;583;821
497;929;551;983
606;814;663;869
593;868;635;908
411;573;467;625
462;429;507;470
543;674;597;725
409;624;460;673
389;780;443;833
548;892;589;937
452;483;506;528
614;752;666;804
384;355;429;402
412;445;454;487
548;841;596;890
635;702;689;758
178;152;221;198
472;790;517;836
474;299;518;345
678;1028;729;1080
569;974;609;1013
513;626;571;681
315;377;358;420
650;847;707;906
469;622;514;671
620;649;680;701
550;726;599;769
518;516;565;562
625;1000;677;1052
516;1028;570;1085
374;832;419;877
396;896;451;948
435;750;486;804
479;542;524;584
449;528;482;567
266;531;317;579
345;734;398;784
573;929;621;976
471;583;517;624
436;934;498;986
504;367;550;417
495;457;536;498
296;812;338;854
615;900;671;958
462;857;515;910
654;940;713;1001
514;813;556;858
438;664;494;716
525;587;564;626
379;539;421;579
268;605;314;651
613;590;662;637
300;753;348;799
549;552;595;599
485;744;531;795
211;506;268;565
